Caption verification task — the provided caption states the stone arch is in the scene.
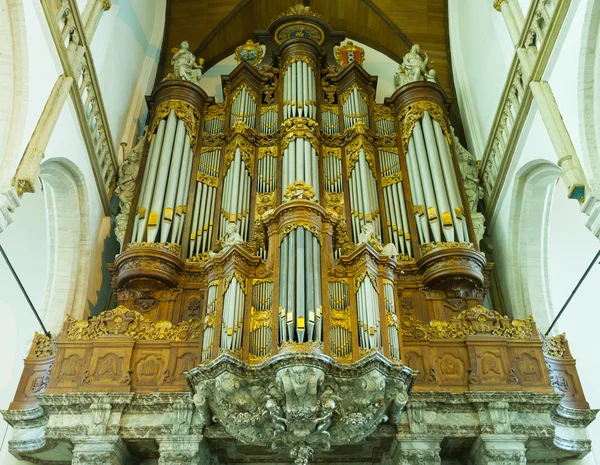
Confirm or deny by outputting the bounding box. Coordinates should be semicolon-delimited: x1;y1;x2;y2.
579;0;600;192
39;158;91;333
0;0;28;188
506;160;562;330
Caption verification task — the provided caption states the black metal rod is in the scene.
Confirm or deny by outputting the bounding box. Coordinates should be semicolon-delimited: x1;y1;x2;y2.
0;243;50;337
545;248;600;336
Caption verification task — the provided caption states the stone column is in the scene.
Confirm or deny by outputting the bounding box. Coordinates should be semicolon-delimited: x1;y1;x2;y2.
71;436;131;465
81;0;111;41
390;435;443;465
13;75;73;196
470;434;528;465
529;81;589;202
157;435;205;465
494;0;522;46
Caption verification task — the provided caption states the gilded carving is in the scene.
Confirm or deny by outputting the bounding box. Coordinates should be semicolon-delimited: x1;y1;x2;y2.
321;66;339;104
398;101;452;152
126;242;181;256
65;307;202;341
149;99;201;147
279;222;322;245
262;67;279;104
541;333;567;358
345;136;376;175
224;135;254;175
401;306;535;340
325;191;344;217
234;40;264;67
31;333;57;358
283;181;316;202
419;241;473;256
334;41;365;68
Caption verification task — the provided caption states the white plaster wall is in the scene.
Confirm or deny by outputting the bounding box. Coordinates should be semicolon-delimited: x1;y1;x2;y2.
448;0;514;157
470;0;600;461
0;1;167;463
91;0;166;155
0;187;48;465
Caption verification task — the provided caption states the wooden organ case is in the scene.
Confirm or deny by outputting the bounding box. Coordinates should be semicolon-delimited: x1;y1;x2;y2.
5;6;595;465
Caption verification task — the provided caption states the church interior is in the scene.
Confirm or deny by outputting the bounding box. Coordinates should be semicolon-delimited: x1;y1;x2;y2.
0;0;599;463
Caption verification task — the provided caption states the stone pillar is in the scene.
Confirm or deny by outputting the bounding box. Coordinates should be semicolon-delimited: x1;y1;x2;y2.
529;81;588;201
81;0;111;41
390;435;443;465
470;435;528;465
494;0;522;46
71;436;131;465
157;435;204;465
13;75;73;196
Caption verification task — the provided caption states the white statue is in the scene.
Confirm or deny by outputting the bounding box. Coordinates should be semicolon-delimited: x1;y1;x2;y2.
114;127;147;246
171;41;203;85
210;221;243;258
394;44;436;89
381;242;398;260
454;128;486;245
358;221;384;252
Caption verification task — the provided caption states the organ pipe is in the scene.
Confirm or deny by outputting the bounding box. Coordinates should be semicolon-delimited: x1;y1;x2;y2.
283;58;317;121
124;32;480;371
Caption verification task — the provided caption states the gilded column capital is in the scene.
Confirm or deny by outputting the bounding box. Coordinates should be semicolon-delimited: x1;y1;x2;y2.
100;0;111;11
493;0;508;11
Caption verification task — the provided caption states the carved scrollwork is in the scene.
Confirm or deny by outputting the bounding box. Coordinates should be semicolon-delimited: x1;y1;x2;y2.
64;306;202;341
401;306;535;340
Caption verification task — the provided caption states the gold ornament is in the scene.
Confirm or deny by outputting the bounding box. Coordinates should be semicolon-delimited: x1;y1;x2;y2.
335;41;366;68
149;100;201;147
32;332;56;358
540;332;567;358
126;242;181;255
283;180;316;202
398;101;452;152
419;241;473;257
65;306;202;341
401;305;535;340
234;40;264;67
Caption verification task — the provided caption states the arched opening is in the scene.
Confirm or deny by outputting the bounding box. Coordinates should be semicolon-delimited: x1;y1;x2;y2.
39;158;91;333
579;0;600;192
506;160;562;330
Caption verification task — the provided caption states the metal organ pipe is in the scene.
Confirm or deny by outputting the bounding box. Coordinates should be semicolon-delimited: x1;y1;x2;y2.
278;228;322;344
136;119;165;242
283;59;316;121
432;119;469;243
188;149;220;258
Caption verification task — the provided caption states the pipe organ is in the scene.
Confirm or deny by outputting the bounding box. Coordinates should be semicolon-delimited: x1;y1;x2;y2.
8;7;591;465
113;13;485;366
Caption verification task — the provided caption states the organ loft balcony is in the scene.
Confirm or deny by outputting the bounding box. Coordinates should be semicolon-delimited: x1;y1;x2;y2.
2;5;595;465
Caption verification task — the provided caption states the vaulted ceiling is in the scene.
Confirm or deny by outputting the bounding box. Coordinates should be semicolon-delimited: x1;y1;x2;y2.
160;0;454;95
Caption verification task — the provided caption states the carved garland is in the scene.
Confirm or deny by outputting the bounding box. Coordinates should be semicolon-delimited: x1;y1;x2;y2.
224;272;248;295
398;101;452;152
224;135;254;174
401;305;535;340
126;242;181;255
279;222;322;245
346;136;377;175
149;100;201;147
65;306;202;341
